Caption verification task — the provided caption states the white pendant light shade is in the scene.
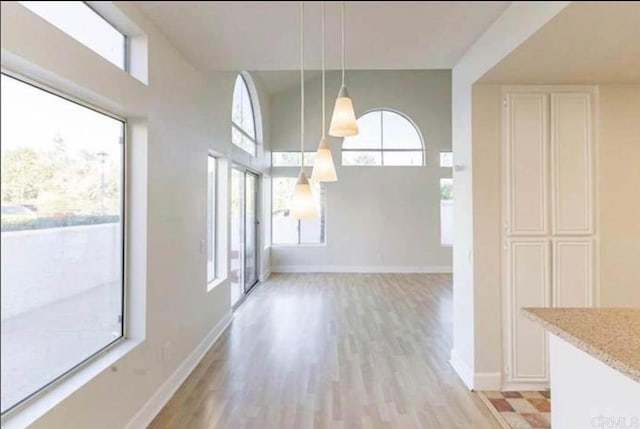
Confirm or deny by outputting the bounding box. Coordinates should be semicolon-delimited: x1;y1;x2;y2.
311;137;337;182
291;170;318;220
329;86;358;137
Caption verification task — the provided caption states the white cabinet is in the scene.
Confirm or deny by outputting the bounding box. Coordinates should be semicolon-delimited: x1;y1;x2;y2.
551;93;594;235
553;239;594;307
505;94;549;236
506;239;550;382
503;87;597;389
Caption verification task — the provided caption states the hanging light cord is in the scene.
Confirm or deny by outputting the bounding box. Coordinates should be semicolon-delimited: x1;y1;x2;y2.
341;1;345;87
300;0;305;157
322;1;326;138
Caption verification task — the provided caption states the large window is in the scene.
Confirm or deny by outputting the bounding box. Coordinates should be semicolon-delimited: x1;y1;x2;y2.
207;156;217;283
342;109;424;166
0;74;125;413
272;177;325;245
19;1;126;70
231;74;258;156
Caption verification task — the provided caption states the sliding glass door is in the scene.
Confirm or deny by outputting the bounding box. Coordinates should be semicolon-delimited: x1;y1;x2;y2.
244;172;259;291
230;167;259;308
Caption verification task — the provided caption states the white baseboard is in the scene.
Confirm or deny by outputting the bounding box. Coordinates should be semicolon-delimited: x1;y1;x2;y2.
501;381;550;392
125;311;233;429
474;371;502;391
449;349;474;390
259;270;272;282
271;265;453;274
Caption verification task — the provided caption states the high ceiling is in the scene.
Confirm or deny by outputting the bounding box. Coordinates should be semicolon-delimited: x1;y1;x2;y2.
134;1;510;71
480;1;640;84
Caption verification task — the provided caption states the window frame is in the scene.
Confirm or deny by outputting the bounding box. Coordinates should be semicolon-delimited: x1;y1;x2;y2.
18;1;128;71
231;74;258;157
206;154;217;284
341;108;425;166
270;177;326;246
0;71;127;416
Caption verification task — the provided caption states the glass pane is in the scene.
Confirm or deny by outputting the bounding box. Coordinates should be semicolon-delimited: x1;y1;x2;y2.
342;151;382;166
232;125;256;156
271;151;315;167
244;174;258;290
231;77;243;129
271;177;298;244
343;110;382;150
300;182;324;244
272;152;302;167
440;152;453;167
382;110;422;150
19;1;125;69
207;157;216;282
383;151;423;166
1;74;124;412
231;75;256;144
303;151;316;167
240;81;256;139
440;178;453;246
230;169;244;306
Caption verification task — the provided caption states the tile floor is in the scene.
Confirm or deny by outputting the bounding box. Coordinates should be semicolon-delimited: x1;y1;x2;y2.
479;391;551;429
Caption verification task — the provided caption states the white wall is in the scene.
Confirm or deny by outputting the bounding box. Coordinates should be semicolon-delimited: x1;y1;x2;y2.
1;2;270;428
597;84;640;307
268;70;453;272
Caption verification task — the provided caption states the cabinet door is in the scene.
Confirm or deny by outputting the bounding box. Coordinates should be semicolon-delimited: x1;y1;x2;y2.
551;93;593;235
507;239;550;383
553;239;594;307
505;93;549;236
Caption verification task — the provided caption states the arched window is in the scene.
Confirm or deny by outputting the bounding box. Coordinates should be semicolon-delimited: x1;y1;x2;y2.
342;109;424;166
231;74;258;156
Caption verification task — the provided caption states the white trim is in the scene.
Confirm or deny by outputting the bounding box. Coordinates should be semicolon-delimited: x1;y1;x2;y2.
449;349;474;390
259;270;271;282
206;276;227;293
124;311;233;429
501;381;550;392
271;265;453;274
473;372;502;391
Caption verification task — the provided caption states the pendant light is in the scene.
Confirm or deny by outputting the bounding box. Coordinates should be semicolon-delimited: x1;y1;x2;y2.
312;1;338;183
291;1;318;220
329;1;358;137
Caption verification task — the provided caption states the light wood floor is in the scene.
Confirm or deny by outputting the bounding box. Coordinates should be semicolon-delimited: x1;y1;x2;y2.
149;273;500;429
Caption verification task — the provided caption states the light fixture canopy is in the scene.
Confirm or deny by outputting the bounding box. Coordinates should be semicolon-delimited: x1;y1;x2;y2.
312;1;338;182
291;0;319;220
329;1;358;138
291;169;318;219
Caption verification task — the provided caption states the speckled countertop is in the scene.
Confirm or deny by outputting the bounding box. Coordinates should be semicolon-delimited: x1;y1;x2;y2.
523;308;640;383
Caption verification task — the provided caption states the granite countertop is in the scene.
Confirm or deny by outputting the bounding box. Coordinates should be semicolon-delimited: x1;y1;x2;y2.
523;308;640;383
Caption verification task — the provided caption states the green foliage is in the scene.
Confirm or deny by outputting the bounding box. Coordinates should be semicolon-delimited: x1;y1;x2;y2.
440;181;453;200
1;141;121;217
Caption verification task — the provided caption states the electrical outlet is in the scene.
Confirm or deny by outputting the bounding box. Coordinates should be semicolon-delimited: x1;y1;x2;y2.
199;239;206;254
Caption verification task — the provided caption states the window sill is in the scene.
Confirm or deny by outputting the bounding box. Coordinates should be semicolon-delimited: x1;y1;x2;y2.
1;337;143;429
207;277;227;292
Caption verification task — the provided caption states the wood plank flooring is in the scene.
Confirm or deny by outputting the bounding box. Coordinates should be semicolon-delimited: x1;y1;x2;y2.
149;273;500;429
